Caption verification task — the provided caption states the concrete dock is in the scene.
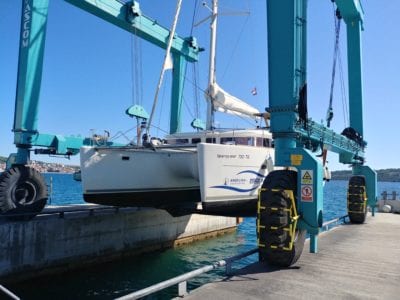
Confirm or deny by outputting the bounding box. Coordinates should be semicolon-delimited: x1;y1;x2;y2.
186;213;400;299
0;205;237;282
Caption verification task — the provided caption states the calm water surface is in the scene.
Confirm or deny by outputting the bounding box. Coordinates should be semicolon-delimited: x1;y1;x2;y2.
8;174;400;299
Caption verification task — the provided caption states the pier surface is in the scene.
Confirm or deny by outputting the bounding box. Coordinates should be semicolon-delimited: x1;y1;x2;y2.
186;213;400;299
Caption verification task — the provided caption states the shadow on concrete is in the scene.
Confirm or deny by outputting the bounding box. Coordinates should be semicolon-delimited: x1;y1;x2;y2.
222;261;301;282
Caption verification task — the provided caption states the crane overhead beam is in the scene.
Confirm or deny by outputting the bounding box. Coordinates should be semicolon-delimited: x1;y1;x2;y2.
65;0;201;62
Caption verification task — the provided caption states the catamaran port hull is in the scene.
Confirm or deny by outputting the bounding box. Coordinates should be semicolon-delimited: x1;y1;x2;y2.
84;187;201;209
80;145;200;208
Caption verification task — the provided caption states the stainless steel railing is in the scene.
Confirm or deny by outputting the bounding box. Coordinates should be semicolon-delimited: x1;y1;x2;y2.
321;214;348;231
117;215;348;299
116;248;258;300
0;284;20;300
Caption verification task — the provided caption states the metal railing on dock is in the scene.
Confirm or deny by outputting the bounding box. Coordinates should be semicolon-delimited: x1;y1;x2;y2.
117;215;348;299
321;214;348;231
381;191;398;201
0;284;20;300
116;248;258;300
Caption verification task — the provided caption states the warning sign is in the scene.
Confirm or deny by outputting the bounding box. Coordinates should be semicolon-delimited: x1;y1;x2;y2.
301;185;313;202
301;170;313;185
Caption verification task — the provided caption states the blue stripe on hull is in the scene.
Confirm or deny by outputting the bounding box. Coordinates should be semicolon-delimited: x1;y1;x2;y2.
210;185;259;193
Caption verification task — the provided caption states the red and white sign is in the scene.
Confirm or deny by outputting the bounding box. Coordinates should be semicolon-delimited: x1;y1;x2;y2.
301;185;313;202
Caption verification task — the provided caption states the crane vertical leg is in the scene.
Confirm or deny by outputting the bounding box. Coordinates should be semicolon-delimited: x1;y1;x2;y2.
346;20;364;136
13;0;50;165
169;54;187;134
353;165;377;216
1;0;49;219
282;148;323;253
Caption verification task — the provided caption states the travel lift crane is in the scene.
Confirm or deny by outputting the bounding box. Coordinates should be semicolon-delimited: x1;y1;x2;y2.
0;0;200;218
1;0;376;268
257;0;377;266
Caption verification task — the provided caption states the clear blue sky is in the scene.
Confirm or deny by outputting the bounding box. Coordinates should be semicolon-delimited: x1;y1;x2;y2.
0;1;399;170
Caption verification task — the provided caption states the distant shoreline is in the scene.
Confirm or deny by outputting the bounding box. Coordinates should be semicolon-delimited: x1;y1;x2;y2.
331;169;400;182
2;155;400;181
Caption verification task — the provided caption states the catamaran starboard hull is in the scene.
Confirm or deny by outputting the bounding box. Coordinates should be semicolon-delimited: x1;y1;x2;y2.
198;143;274;216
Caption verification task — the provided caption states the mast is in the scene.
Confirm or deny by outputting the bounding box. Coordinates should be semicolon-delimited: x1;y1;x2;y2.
206;0;218;130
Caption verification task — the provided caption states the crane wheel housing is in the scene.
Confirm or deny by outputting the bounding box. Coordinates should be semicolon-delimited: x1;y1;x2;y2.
257;170;306;267
0;166;48;220
347;175;367;224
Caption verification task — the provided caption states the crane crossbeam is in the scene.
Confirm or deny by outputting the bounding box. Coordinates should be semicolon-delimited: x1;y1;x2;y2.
294;120;364;164
65;0;201;62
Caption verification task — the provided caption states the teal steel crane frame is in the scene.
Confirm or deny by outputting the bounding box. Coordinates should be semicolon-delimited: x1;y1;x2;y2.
11;0;201;165
267;0;377;253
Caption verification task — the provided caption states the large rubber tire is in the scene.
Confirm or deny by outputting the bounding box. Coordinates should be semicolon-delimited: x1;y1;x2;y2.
258;170;306;267
0;166;48;220
347;175;367;224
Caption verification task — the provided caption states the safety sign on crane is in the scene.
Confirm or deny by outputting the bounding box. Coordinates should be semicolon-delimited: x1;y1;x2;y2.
301;170;313;202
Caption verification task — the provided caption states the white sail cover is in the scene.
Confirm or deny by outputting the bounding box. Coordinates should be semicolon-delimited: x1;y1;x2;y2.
208;83;260;119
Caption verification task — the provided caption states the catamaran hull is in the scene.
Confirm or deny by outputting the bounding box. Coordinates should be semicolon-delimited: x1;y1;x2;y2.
198;143;273;216
84;188;201;208
80;142;274;217
80;146;200;209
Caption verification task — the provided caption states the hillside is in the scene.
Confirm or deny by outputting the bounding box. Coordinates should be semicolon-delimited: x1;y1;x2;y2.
0;155;78;173
331;169;400;182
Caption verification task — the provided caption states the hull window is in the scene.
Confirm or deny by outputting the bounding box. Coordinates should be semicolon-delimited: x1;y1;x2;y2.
166;138;189;145
206;138;216;143
192;138;201;144
221;137;253;146
257;137;273;147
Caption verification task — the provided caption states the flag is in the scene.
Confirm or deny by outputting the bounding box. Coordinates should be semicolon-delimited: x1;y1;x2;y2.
164;53;173;70
251;87;257;96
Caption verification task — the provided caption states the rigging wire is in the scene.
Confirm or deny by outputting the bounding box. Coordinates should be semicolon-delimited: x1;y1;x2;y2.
156;73;169;136
338;48;349;126
183;94;196;119
220;15;250;81
192;63;201;119
188;0;201;121
131;24;143;106
326;5;341;128
327;4;350;129
109;127;137;143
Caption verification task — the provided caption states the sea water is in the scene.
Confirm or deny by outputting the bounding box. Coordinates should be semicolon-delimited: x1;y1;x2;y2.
9;174;400;299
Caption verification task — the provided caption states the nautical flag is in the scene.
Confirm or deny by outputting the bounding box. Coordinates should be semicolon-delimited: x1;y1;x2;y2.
164;53;173;70
251;87;257;96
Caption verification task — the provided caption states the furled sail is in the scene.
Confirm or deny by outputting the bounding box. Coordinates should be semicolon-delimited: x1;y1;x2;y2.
207;83;260;119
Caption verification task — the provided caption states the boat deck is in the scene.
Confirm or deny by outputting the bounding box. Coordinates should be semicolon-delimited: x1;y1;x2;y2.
186;213;400;299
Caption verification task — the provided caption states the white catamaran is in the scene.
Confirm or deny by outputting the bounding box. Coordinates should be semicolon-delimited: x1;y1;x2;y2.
80;0;274;216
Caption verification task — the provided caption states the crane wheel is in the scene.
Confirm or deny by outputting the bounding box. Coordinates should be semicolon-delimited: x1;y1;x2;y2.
0;166;48;220
347;175;367;224
258;170;306;267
